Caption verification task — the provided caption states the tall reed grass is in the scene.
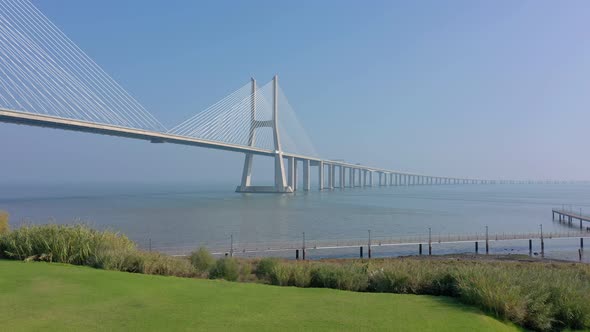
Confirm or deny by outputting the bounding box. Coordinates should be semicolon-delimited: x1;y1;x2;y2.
0;224;196;277
256;258;590;331
0;211;8;234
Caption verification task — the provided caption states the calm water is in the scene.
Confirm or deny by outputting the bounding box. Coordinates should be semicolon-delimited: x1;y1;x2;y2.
0;182;588;261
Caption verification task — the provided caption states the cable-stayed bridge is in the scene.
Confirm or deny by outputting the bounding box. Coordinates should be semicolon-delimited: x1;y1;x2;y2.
0;0;499;192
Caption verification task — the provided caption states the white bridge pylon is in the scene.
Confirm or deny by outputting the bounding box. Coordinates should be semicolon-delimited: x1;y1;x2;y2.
237;76;291;193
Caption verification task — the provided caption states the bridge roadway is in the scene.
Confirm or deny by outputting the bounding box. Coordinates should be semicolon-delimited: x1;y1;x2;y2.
0;107;491;190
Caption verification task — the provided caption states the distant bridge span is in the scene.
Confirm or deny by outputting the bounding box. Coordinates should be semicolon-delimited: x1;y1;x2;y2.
0;105;491;193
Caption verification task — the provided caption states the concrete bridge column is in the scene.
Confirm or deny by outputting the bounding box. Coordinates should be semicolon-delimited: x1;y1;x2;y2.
369;171;373;186
357;169;362;187
340;166;345;188
303;159;311;191
358;169;363;187
318;161;324;191
349;168;354;188
327;164;333;189
287;157;295;190
330;165;335;189
293;160;298;191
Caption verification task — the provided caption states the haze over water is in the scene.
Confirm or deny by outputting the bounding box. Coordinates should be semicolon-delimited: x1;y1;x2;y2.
1;182;588;258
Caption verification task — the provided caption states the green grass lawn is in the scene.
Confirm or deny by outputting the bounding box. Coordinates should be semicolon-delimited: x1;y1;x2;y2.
0;260;519;331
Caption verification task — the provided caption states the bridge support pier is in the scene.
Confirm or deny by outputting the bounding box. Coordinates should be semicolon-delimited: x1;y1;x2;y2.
287;157;295;190
318;161;324;191
303;159;311;191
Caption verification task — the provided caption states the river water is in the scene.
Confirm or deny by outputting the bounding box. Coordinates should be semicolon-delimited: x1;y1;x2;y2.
0;182;588;261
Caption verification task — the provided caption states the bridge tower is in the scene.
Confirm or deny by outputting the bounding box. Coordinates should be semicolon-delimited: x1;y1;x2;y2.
236;75;293;193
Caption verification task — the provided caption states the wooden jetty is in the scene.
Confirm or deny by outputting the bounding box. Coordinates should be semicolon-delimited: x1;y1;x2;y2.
553;208;590;230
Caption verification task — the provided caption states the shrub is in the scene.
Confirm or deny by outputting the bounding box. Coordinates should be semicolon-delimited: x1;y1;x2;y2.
254;257;279;281
94;248;143;272
239;260;254;281
269;263;291;286
209;258;240;281
289;263;312;287
309;263;368;291
0;211;8;235
139;252;195;277
190;247;215;273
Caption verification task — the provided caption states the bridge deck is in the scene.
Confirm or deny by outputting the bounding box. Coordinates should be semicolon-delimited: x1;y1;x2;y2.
0;108;481;179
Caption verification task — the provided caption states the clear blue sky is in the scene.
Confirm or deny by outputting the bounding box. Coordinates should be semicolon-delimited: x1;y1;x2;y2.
1;0;589;184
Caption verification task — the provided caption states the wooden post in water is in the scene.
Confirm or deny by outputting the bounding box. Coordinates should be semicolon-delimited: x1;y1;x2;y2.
428;227;432;256
302;232;306;261
230;234;234;257
581;238;584;250
529;239;532;256
485;226;489;255
368;230;372;259
539;224;545;258
475;241;478;254
419;243;422;255
360;246;363;258
579;249;583;261
296;249;299;260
